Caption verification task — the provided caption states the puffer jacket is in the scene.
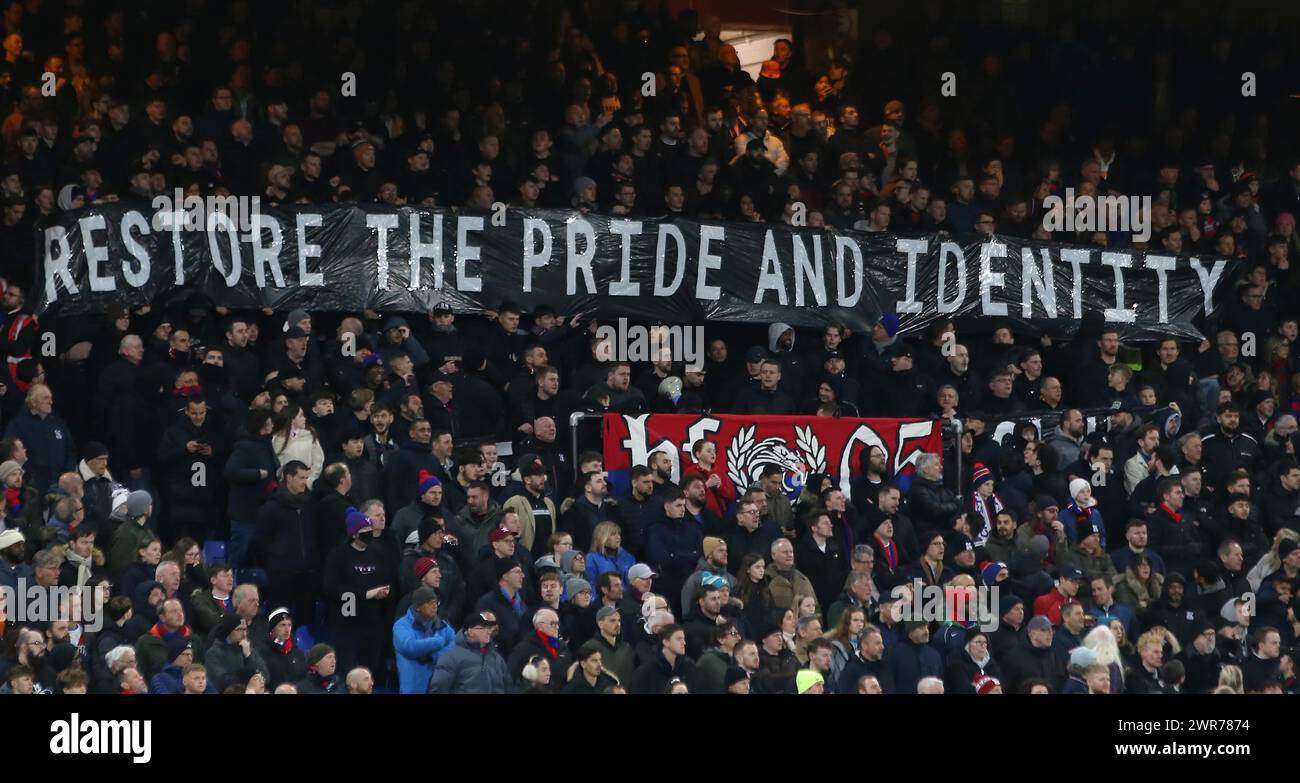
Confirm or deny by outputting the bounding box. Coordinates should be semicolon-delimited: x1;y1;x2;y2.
393;607;456;694
908;475;961;534
427;631;513;694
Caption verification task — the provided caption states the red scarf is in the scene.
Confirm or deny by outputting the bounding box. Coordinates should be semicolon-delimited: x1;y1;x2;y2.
4;486;21;514
536;629;560;658
874;533;898;569
271;634;295;655
1159;503;1182;524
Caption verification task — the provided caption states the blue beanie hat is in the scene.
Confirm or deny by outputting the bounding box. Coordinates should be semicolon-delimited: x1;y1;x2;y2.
879;313;901;337
417;470;441;497
345;507;371;538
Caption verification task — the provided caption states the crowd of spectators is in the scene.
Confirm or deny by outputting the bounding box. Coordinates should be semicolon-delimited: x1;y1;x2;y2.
0;0;1298;694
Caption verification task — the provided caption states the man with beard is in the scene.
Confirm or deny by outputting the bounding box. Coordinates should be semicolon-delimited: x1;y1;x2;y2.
1179;617;1224;693
155;395;223;544
681;535;736;611
935;343;984;412
0;527;30;590
1199;402;1261;502
1046;408;1087;469
851;446;889;515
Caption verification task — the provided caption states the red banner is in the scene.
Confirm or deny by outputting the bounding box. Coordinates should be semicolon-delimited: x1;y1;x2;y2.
602;413;943;503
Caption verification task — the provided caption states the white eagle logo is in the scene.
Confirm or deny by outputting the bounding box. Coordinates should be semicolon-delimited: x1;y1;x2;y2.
725;424;827;498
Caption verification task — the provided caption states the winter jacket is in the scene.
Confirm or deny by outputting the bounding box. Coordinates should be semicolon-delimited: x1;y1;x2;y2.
156;416;225;537
1199;428;1260;497
260;636;308;689
883;636;943;694
506;629;573;690
451;500;505;558
794;534;847;610
224;429;279;522
907;476;962;534
1147;505;1206;577
427;631;513;694
271;429;325;488
629;648;699;694
253;487;321;575
645;512;704;608
560;494;619;553
135;623;205;680
768;565;818;614
944;649;1004;694
1002;641;1067;692
502;489;556;552
392;607;457;694
587;546;636;587
107;519;151;581
204;638;271;692
5;407;75;500
680;557;738;611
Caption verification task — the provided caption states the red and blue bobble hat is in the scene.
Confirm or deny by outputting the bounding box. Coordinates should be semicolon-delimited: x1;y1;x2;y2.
973;675;1001;694
971;463;994;489
979;560;1007;586
417;470;441;496
345;507;371;538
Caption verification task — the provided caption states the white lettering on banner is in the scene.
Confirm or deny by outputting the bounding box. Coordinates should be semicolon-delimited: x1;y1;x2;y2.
1101;252;1136;322
835;235;864;307
834;420;936;502
42;225;75;302
522;217;554;293
1144;255;1176;323
696;224;724;300
564;217;596;295
683;417;723;461
207;210;242;286
792;233;828;307
119;211;152;289
1191;258;1228;313
456;215;484;292
979;241;1008;316
936;241;967;313
654;223;686;296
407;211;440;291
606;219;641;296
755;230;788;305
80;214;114;292
295;212;324;287
894;237;925;313
1060;247;1090;319
1021;247;1056;318
619;414;682;483
250;213;287;289
366;213;398;290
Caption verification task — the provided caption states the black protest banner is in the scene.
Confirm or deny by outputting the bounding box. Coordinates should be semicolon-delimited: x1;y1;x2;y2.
36;205;1236;340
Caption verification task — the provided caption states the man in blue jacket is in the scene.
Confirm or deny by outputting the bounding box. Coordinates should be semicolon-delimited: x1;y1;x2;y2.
393;586;456;694
884;620;943;694
4;383;75;501
645;487;703;618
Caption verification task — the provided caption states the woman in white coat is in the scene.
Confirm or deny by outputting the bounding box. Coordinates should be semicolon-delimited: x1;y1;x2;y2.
271;403;324;487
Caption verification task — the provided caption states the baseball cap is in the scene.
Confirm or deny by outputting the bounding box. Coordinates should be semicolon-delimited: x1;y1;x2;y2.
1059;566;1084;581
596;606;619;622
628;563;658;581
466;612;498;629
746;346;767;362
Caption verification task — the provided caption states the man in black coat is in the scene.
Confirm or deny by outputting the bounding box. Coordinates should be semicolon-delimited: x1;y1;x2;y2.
731;359;796;415
94;334;152;481
1002;615;1067;692
1199;401;1261;501
629;624;699;694
907;453;960;536
876;343;936;418
505;607;572;690
473;559;530;657
795;510;847;610
155;395;226;544
1147;477;1206;578
253;461;322;628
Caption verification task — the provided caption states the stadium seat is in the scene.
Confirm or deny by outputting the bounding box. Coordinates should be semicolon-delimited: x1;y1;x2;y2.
235;567;268;588
202;540;227;564
294;625;315;651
